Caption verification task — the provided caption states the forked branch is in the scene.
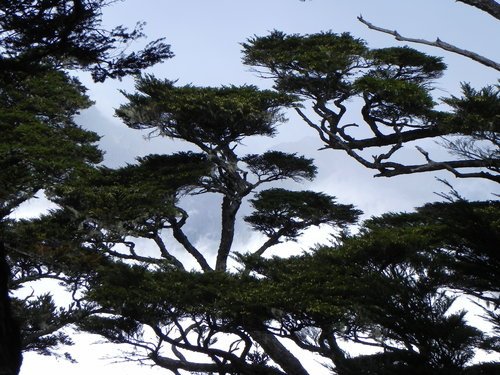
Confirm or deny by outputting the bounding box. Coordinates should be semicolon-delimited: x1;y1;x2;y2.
358;16;500;71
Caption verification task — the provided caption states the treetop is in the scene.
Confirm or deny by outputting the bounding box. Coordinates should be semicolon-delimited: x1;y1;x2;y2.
116;76;296;150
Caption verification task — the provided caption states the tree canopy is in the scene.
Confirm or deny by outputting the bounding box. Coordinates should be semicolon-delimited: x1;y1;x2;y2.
2;1;499;375
242;30;499;182
0;0;172;81
36;76;360;375
1;0;172;373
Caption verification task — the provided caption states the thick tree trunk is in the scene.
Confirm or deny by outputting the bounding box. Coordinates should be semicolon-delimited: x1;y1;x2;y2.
215;197;241;271
0;241;22;375
250;329;310;375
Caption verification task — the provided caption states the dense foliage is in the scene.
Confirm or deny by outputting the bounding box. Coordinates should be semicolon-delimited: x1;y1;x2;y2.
49;77;360;375
1;1;498;375
0;0;172;81
242;31;499;182
245;200;499;374
0;1;171;373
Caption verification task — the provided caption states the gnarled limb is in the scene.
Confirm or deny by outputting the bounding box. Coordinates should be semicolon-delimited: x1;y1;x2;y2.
151;321;288;375
169;219;212;272
457;0;500;20
250;328;310;375
358;16;500;71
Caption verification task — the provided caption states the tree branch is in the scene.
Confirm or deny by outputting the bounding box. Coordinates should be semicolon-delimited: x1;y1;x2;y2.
215;197;242;271
169;221;212;272
150;353;233;373
250;328;310;375
358;16;500;71
151;323;287;375
152;234;185;270
375;157;500;183
456;0;500;20
253;234;283;258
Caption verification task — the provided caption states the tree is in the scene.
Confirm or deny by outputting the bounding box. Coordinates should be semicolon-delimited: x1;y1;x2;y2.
1;1;171;373
0;0;172;81
0;67;102;375
241;29;499;182
242;199;499;374
6;1;499;374
234;2;499;372
40;76;361;375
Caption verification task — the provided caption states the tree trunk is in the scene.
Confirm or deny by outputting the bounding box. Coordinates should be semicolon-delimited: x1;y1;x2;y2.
250;329;310;375
0;241;22;375
215;196;241;271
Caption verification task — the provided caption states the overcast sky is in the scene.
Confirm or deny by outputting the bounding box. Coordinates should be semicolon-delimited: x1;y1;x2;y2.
19;0;499;374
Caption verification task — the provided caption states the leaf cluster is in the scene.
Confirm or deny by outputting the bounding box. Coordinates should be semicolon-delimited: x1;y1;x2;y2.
0;69;102;217
442;83;500;135
117;76;296;148
51;152;212;236
242;151;317;182
243;30;367;98
0;0;173;81
242;31;444;119
245;188;361;239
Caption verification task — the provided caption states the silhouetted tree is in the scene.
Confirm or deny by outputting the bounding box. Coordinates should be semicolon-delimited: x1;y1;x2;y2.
44;76;361;374
0;1;171;372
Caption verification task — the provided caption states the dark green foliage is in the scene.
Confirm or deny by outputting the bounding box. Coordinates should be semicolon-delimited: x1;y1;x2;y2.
245;188;361;239
243;30;499;182
6;209;110;282
464;362;500;374
362;200;500;298
0;0;172;81
117;76;295;148
367;46;446;81
0;69;101;366
0;1;172;369
243;30;444;128
243;31;367;99
31;71;362;374
3;3;497;373
51;152;212;238
12;294;75;356
0;69;102;217
242;151;317;182
244;200;499;374
442;83;500;134
5;209;111;357
354;76;436;119
242;31;443;108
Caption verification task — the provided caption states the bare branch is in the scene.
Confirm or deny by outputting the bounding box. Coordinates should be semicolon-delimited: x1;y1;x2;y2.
358;16;500;71
375;157;500;183
456;0;500;20
169;220;212;272
152;234;185;270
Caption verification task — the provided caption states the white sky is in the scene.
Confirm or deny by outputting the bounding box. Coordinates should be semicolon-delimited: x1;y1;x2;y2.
18;0;500;374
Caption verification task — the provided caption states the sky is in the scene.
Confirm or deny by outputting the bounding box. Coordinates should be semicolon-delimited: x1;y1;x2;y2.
17;0;500;374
